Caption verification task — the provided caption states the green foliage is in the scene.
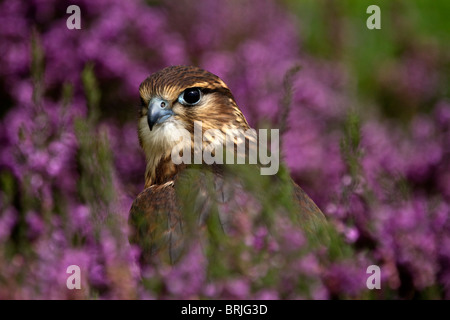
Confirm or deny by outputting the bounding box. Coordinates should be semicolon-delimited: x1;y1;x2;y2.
340;110;362;182
279;64;302;137
284;0;450;118
0;171;15;206
76;64;119;235
81;63;101;123
31;28;45;106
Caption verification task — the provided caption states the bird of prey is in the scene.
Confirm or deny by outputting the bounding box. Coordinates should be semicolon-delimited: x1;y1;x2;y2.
129;65;326;265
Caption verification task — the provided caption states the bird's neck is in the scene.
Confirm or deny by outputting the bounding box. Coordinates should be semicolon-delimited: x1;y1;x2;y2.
145;156;184;188
142;121;254;188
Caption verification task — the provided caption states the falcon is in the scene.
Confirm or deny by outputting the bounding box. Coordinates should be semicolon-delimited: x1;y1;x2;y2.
129;65;326;265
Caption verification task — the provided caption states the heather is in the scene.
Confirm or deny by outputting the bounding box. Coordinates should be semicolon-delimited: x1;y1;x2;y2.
0;0;449;299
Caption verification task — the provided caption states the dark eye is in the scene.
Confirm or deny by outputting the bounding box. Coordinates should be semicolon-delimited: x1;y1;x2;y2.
178;88;202;106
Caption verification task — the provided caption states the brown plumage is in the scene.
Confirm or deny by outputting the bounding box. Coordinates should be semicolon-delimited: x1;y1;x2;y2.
129;65;326;265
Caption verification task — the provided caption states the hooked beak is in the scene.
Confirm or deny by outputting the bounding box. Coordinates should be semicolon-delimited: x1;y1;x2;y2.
147;97;174;131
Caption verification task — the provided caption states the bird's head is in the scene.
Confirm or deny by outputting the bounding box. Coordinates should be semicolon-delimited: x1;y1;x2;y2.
138;65;250;186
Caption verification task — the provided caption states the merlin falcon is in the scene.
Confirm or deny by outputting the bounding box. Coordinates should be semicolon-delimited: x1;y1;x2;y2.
128;65;326;265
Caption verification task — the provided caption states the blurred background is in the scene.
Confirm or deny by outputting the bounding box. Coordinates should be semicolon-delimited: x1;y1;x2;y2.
0;0;449;299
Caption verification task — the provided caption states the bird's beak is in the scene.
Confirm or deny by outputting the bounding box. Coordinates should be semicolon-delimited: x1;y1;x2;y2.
147;97;174;131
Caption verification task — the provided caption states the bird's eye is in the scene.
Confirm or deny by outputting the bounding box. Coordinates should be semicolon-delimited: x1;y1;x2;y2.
178;88;202;106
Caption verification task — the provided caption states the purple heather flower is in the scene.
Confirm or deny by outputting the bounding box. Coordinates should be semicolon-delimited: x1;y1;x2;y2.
224;279;250;299
0;0;449;300
163;244;206;298
0;207;18;242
